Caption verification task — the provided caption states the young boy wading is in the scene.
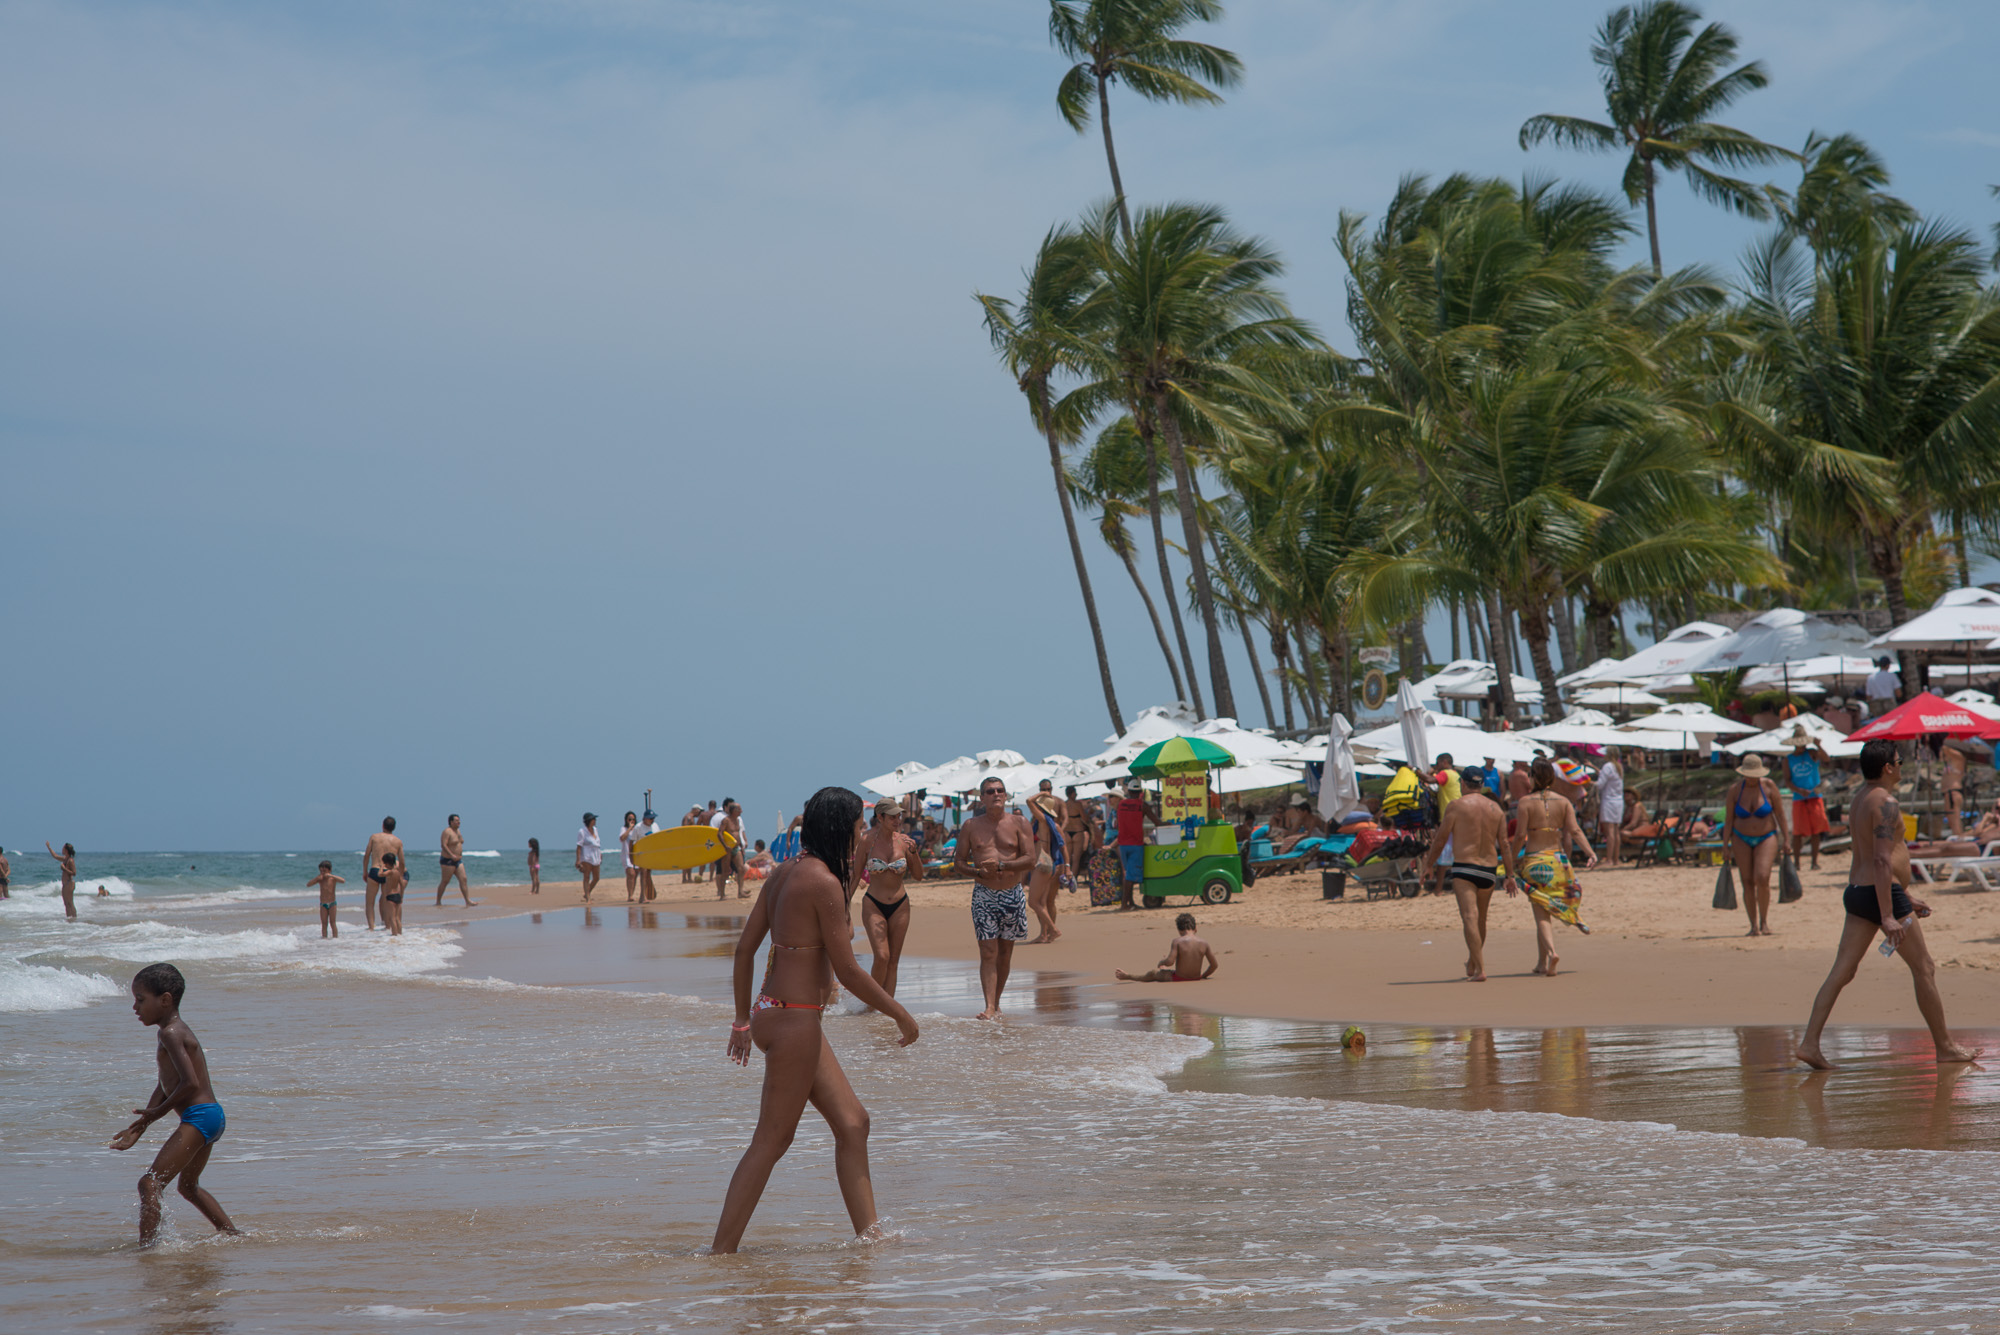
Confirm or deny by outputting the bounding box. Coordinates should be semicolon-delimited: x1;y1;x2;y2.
110;962;240;1244
1795;739;1983;1070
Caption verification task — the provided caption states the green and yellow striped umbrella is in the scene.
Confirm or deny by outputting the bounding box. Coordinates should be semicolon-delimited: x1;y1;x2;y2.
1128;735;1236;777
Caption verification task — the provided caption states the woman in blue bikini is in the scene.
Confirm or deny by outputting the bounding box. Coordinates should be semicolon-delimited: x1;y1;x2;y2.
712;787;919;1254
1722;754;1790;937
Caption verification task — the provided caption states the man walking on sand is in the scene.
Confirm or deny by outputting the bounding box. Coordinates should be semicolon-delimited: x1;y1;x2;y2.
717;801;748;899
435;814;479;907
1419;785;1517;982
362;817;404;931
952;777;1037;1019
1795;739;1983;1070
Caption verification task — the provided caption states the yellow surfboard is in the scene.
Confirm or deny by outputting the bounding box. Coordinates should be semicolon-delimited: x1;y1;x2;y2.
630;825;739;871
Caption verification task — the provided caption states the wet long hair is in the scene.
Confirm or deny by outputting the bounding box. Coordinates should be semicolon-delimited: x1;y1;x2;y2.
801;786;864;891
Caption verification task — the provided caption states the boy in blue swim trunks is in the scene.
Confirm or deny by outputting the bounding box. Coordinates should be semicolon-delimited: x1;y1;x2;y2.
109;962;239;1244
309;860;344;938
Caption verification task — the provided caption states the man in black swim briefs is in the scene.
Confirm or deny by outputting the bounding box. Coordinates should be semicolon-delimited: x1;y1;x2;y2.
1795;739;1982;1070
435;813;478;907
361;816;404;931
1419;785;1516;983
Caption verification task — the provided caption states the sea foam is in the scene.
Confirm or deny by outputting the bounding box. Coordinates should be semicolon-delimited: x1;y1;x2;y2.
0;962;125;1012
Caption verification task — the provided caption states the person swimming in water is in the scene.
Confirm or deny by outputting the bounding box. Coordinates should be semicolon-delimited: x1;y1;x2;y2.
710;787;918;1254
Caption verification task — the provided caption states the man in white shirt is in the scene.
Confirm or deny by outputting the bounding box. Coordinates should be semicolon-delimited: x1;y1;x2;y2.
575;813;602;901
1865;657;1901;716
634;809;660;901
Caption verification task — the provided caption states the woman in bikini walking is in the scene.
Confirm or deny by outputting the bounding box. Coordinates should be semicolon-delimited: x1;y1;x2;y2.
1512;758;1596;976
857;798;922;997
1723;754;1789;937
712;786;919;1254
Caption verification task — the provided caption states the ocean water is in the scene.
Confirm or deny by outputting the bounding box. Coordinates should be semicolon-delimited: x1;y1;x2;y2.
5;857;2000;1333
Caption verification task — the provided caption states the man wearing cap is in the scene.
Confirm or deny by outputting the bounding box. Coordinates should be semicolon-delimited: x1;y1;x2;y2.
1595;748;1625;868
634;808;660;901
1785;727;1832;870
1864;657;1901;717
1113;780;1154;910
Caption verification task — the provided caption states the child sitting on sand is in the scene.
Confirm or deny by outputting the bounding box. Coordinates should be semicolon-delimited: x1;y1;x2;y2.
109;962;239;1245
308;861;344;938
1115;913;1218;982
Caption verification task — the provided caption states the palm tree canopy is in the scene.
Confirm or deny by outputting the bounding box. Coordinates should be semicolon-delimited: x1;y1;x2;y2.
1519;2;1795;228
1051;0;1243;132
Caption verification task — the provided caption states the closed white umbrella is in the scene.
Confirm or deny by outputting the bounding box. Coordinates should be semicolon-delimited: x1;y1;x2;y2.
1318;714;1360;823
1396;680;1432;772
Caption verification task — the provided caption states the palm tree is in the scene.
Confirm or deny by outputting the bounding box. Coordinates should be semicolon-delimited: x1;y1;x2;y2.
1519;0;1794;274
1728;220;2000;638
977;227;1127;734
1050;0;1242;242
1071;201;1322;720
1072;414;1189;700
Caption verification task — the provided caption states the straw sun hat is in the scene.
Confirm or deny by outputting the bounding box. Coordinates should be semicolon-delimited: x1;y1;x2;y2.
1786;724;1814;748
1735;755;1770;778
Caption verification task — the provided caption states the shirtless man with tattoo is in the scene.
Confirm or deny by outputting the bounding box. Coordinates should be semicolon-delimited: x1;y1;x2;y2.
1795;739;1983;1070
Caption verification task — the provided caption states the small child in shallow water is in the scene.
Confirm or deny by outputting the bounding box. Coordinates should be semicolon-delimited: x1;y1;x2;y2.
109;962;239;1245
309;861;344;938
1115;913;1218;983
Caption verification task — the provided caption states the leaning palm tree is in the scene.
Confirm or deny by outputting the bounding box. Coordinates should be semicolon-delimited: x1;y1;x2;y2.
1519;0;1794;274
977;227;1126;734
1070;200;1323;721
1050;0;1242;242
1072;414;1189;700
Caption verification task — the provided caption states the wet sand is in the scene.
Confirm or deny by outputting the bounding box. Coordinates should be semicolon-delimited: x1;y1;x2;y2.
433;859;2000;1030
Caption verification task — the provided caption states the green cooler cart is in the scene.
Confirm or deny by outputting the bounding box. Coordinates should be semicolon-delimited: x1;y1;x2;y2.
1130;735;1245;908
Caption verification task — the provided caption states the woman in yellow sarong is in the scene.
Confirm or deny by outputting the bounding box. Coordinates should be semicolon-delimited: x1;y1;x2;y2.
1512;756;1597;975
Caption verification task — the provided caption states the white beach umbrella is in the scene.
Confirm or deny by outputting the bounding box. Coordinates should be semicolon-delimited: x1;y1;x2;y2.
861;760;934;798
1607;621;1734;677
1872;586;2000;652
1416;660;1545;703
1318;713;1360;823
1100;702;1201;749
1724;713;1864;759
1212;760;1308;795
1354;710;1550;765
1619;704;1758;754
1569;684;1669;709
1675;608;1873;674
1396;679;1431;772
1185;717;1298;763
1741;655;1878;692
1947;688;2000;713
1558;657;1652;689
918;750;1031;794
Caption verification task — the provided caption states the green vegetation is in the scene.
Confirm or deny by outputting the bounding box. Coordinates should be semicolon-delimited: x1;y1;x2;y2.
980;0;2000;731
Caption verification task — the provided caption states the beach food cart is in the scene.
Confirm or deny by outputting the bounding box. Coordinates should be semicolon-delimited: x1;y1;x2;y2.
1130;735;1244;908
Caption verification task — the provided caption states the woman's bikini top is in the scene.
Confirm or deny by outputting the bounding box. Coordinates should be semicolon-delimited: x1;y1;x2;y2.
866;856;906;874
1733;781;1773;820
1523;793;1565;834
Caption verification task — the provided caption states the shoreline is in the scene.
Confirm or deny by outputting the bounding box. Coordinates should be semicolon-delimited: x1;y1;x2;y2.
413;860;2000;1031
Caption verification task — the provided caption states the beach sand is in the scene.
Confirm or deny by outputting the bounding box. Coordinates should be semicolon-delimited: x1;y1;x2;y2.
426;859;2000;1031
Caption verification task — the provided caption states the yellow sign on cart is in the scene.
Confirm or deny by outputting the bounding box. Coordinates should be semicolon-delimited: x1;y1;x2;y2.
1160;772;1208;823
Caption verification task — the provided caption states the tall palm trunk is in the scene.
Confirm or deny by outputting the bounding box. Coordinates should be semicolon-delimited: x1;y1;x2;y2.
1094;70;1134;245
1448;597;1462;661
1035;383;1123;734
1271;624;1297;732
1138;413;1205;715
1585;595;1618;662
1153;394;1235;718
1204;530;1271;727
1642;157;1663;276
1107;526;1185;700
1295;626;1324;726
1520;601;1564;719
1324;629;1353;719
1550;594;1577;676
1483;589;1519;723
1866;522;1916;701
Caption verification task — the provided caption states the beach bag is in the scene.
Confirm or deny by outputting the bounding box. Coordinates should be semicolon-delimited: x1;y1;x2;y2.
1712;859;1737;911
1779;854;1804;903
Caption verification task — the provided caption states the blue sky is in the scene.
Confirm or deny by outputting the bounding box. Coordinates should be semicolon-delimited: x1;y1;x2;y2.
4;0;1996;850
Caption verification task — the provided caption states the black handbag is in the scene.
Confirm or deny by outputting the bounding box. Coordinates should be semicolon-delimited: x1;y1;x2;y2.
1712;858;1738;910
1779;854;1804;903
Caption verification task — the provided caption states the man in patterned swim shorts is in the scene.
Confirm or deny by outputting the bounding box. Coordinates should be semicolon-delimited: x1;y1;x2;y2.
953;776;1038;1020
